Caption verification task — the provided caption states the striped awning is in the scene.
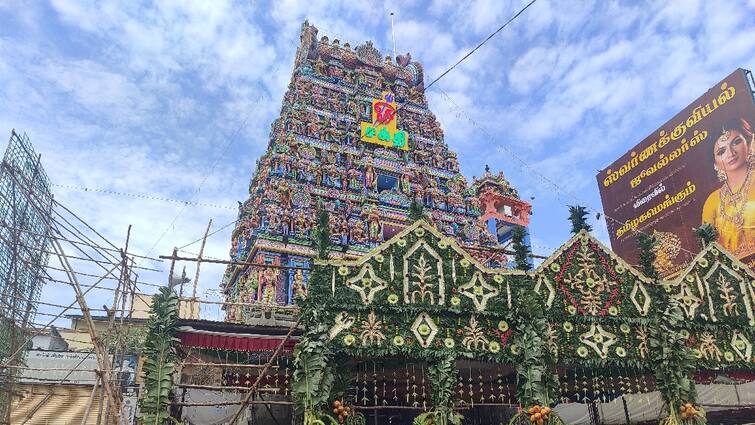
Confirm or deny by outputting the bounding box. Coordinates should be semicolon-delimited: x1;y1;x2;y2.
177;328;298;353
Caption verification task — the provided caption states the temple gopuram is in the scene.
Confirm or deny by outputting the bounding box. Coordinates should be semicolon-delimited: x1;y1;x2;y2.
221;21;530;320
142;22;755;425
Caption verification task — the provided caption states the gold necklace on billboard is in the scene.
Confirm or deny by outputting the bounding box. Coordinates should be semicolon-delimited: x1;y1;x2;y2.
718;154;754;228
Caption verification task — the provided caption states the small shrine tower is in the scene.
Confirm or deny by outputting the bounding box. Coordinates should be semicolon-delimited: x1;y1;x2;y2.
472;166;532;267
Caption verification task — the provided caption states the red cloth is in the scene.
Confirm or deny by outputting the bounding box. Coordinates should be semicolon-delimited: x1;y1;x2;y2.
178;331;297;352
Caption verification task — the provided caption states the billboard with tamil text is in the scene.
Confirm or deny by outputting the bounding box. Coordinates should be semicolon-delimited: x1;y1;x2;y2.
597;68;755;275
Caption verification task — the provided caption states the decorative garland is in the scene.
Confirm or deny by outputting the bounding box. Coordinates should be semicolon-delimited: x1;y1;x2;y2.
649;297;705;424
138;286;181;425
508;280;565;425
293;219;755;424
412;356;463;425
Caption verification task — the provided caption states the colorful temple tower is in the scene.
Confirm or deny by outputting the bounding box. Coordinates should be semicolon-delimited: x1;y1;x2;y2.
222;22;531;318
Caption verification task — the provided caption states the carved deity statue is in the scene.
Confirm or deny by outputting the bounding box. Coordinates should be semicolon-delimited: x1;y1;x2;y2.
259;268;279;305
364;158;377;190
292;269;307;298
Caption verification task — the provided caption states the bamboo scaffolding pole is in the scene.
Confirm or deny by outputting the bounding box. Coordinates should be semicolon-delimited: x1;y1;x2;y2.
176;383;282;392
0;156;150;424
189;220;212;320
0;173;161;278
104;225;131;424
173;400;293;407
178;297;300;310
80;374;100;425
0;365;123;372
227;318;301;424
50;237;121;416
19;348;97;425
159;254;310;270
0;262;121;369
0;221;159;261
182;362;280;369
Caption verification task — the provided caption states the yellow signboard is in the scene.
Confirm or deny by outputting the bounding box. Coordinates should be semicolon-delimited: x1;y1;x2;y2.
360;92;409;151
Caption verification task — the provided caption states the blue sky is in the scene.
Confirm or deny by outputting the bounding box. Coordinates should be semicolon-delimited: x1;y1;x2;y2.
2;0;755;324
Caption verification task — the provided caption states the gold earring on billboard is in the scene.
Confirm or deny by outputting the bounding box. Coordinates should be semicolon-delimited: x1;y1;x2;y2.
714;164;726;182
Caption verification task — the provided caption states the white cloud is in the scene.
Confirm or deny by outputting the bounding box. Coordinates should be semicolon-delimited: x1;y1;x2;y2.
50;0;278;89
508;47;559;93
464;0;513;35
3;0;755;323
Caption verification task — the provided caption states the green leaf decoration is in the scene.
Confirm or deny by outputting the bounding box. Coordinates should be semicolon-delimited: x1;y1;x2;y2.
568;205;592;234
137;286;180;425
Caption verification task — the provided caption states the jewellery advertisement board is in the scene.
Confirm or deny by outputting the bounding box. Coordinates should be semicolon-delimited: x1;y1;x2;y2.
597;68;755;275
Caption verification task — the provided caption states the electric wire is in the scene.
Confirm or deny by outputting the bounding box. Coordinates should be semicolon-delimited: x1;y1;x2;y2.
177;217;240;250
141;115;252;262
424;0;537;93
52;183;236;211
433;85;706;261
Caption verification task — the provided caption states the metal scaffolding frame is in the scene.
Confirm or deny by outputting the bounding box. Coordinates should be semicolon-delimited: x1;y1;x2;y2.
0;130;53;422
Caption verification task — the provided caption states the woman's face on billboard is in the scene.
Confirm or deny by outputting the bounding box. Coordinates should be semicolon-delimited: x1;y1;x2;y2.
714;129;749;173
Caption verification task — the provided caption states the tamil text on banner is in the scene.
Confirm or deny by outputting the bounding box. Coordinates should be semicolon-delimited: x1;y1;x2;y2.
597;68;755;275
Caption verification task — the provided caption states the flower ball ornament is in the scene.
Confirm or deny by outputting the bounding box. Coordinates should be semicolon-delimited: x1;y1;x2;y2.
577;346;589;358
450;296;461;306
608;306;619;316
438;240;448;249
443;338;455;349
417;324;431;336
393;336;405;346
563;322;573;332
396;239;407;247
615;264;625;274
414;228;425;237
528;405;552;425
679;403;701;421
459;258;471;268
724;351;735;362
338;266;349;276
331;400;351;424
489;341;501;353
567;305;577;315
620;324;631;334
550;263;560;272
497;321;509;332
493;275;504;284
615;347;627;357
387;294;399;304
343;335;356;346
375;254;385;263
